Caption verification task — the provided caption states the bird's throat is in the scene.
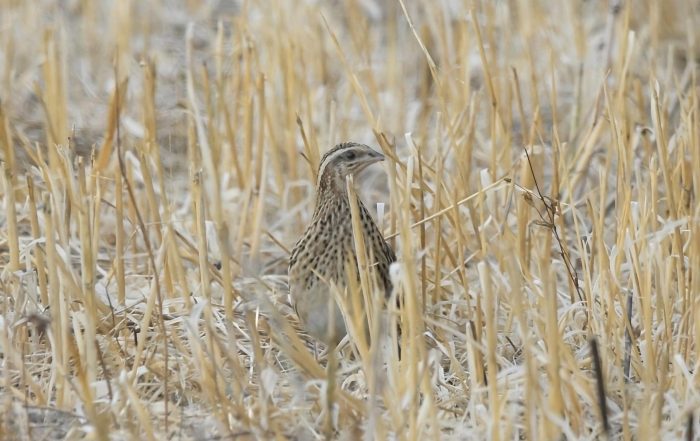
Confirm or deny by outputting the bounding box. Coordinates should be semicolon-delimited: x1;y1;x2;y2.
316;169;351;203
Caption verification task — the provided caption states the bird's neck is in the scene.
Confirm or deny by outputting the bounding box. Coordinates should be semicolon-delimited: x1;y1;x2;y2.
314;170;355;211
317;169;345;194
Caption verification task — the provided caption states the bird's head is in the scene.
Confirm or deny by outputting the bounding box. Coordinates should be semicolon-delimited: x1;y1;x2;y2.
316;142;385;191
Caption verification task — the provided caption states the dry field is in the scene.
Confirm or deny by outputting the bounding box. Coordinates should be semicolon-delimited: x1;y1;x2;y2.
1;0;699;439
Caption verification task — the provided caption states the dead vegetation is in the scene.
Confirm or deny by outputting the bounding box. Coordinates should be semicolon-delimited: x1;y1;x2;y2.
0;0;699;439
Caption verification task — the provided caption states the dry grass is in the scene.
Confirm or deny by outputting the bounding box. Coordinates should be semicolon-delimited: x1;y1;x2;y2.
1;0;699;439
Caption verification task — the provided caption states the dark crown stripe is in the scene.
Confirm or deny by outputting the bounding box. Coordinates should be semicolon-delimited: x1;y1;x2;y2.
318;142;367;168
316;142;363;187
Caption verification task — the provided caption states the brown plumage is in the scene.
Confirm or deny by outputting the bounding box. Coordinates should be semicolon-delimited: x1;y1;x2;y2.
288;142;396;344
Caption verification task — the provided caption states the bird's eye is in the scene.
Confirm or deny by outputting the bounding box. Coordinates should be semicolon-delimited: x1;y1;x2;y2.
344;151;356;160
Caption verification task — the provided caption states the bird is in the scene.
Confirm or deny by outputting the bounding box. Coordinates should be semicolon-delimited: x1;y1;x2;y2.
288;142;396;345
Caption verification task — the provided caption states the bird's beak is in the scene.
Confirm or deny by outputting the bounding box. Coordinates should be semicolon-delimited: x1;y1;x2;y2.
369;150;385;163
354;150;384;174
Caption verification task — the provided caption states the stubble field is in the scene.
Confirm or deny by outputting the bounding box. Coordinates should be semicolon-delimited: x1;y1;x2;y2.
1;1;699;440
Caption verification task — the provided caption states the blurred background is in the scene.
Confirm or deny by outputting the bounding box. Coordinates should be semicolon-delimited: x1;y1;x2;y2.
1;1;698;439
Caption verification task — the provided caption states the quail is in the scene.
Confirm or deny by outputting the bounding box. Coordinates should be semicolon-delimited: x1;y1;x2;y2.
288;142;396;344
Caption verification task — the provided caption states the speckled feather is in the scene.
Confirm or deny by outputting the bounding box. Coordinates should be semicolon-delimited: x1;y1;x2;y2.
288;142;395;342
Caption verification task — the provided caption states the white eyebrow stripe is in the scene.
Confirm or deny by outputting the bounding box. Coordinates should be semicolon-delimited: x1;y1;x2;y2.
316;145;356;187
318;149;344;175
